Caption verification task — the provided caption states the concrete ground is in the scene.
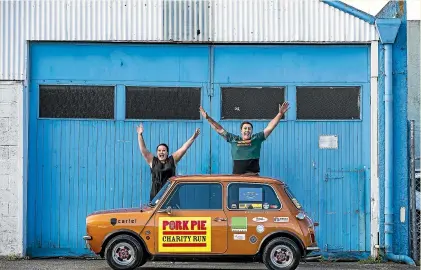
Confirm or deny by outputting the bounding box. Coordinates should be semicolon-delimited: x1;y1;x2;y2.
0;259;417;270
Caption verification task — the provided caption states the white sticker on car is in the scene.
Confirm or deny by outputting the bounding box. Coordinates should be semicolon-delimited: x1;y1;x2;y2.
256;225;265;233
234;234;246;240
252;217;268;223
274;217;289;223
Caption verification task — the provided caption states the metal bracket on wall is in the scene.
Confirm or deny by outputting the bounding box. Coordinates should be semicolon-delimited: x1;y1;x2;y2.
207;84;214;97
324;174;344;182
324;168;365;182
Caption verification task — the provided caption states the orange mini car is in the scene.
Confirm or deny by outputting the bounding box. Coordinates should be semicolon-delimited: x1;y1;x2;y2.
84;175;319;270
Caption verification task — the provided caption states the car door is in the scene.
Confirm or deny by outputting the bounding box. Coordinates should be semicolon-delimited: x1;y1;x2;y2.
154;182;228;254
226;182;286;255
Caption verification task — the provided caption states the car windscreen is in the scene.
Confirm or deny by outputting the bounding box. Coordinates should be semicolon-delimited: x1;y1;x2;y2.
284;186;302;210
149;181;172;207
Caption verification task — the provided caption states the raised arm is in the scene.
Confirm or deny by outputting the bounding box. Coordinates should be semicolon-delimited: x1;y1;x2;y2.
136;124;154;167
263;101;289;139
172;128;200;164
200;106;226;137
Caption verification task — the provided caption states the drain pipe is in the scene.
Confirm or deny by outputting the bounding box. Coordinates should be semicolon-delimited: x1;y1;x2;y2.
376;18;416;266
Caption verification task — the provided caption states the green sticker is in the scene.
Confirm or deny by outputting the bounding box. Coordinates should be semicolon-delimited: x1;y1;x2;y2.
231;217;247;232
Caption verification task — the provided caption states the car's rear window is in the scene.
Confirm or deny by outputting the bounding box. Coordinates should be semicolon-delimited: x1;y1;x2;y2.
284;186;302;209
227;183;281;210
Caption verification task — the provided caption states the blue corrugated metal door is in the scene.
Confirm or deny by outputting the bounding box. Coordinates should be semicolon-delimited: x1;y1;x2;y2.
27;43;212;256
211;45;371;254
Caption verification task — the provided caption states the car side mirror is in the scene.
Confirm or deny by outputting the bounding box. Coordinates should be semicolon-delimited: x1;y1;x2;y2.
158;206;172;215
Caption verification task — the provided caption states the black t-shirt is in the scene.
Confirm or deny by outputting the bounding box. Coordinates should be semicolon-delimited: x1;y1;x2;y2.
233;158;260;174
150;156;176;200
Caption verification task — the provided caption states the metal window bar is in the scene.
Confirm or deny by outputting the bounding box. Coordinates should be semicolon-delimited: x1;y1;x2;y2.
409;120;420;264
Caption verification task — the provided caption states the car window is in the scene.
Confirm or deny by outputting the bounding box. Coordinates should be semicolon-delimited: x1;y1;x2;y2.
227;183;281;210
284;186;302;210
149;181;172;207
161;183;223;210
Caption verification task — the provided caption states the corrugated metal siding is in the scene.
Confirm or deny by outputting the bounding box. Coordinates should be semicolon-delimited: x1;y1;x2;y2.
210;0;377;42
0;0;378;81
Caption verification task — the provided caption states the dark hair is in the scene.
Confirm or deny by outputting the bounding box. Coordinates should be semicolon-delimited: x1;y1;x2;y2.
240;121;253;130
156;143;169;152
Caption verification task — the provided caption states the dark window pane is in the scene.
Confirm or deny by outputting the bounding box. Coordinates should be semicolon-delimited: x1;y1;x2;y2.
126;87;201;120
162;183;222;210
221;87;285;120
228;183;281;210
39;85;115;119
296;86;360;120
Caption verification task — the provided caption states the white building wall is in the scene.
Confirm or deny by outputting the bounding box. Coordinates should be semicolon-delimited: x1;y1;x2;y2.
0;82;24;256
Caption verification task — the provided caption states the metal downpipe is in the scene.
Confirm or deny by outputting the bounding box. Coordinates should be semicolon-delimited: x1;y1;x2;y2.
383;43;416;266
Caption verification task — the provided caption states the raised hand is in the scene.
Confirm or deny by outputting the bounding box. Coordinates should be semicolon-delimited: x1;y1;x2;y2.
136;123;144;135
192;128;201;139
279;101;290;115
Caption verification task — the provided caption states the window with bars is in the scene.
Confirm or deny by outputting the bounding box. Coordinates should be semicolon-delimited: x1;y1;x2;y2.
126;86;201;120
221;87;285;120
296;86;361;120
39;85;115;119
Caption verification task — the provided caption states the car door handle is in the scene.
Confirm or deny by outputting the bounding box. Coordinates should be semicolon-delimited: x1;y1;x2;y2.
214;217;227;222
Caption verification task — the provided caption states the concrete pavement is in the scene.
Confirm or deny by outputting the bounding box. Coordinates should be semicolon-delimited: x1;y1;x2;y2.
0;259;417;270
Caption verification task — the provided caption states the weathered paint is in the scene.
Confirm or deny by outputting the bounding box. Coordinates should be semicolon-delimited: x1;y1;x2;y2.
376;1;410;256
27;43;371;256
370;40;380;257
407;20;420;168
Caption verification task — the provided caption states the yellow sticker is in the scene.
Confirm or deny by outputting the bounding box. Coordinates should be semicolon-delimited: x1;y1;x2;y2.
158;217;212;253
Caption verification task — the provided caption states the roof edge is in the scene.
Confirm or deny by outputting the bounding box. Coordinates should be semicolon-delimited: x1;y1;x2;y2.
320;0;376;25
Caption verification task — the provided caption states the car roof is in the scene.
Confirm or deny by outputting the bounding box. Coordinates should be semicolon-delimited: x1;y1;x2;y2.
170;174;285;185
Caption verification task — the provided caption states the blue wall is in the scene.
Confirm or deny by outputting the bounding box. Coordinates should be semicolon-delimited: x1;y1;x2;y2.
27;42;372;257
377;1;410;256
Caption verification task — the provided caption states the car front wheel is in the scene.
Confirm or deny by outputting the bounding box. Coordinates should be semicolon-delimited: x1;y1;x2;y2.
262;237;301;270
105;234;145;270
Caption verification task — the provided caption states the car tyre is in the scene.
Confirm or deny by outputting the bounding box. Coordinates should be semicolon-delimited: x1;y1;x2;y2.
105;234;145;270
262;237;301;270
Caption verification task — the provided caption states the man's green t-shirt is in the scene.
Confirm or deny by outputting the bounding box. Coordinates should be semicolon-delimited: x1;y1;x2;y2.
223;131;266;160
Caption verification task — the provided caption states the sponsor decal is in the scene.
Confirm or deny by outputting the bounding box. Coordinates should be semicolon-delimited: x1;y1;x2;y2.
256;225;265;233
231;217;248;232
252;217;268;223
237;140;252;147
110;218;136;226
263;203;269;210
239;188;263;202
274;217;289;223
158;217;211;253
249;235;258;244
231;204;237;209
233;234;246;241
269;205;278;209
239;203;262;210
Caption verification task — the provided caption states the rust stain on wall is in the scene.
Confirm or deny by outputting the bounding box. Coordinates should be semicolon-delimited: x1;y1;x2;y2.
398;0;404;17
